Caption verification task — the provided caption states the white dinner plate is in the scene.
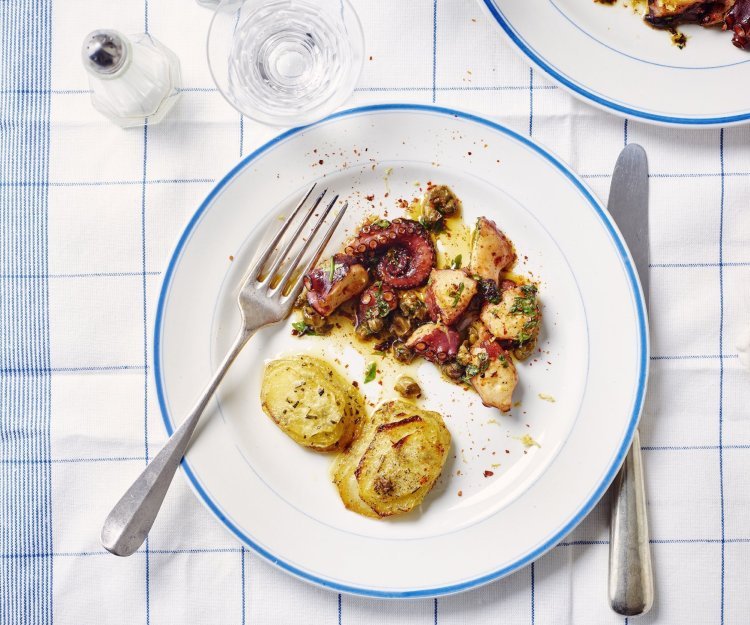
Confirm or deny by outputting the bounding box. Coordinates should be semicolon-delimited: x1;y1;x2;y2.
155;104;647;597
480;0;750;126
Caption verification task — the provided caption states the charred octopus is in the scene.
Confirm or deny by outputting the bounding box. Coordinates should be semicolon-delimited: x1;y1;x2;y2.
643;0;750;49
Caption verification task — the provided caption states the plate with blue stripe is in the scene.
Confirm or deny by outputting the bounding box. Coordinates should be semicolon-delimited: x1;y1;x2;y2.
155;104;647;597
480;0;750;127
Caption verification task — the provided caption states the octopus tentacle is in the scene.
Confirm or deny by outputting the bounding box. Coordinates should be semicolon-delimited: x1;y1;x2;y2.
344;218;435;289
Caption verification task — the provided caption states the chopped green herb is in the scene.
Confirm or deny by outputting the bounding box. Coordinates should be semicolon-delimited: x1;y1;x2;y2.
364;361;377;383
450;254;463;270
461;351;489;382
328;256;336;282
375;219;391;228
451;282;465;308
292;321;316;336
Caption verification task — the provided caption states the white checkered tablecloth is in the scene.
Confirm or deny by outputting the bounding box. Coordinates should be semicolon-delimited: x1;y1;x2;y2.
2;0;750;623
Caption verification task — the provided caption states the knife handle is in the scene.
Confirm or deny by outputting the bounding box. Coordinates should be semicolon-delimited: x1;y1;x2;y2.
608;429;654;616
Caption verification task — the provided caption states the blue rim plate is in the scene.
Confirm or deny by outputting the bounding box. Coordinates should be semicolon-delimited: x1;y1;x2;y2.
155;104;647;597
480;0;750;127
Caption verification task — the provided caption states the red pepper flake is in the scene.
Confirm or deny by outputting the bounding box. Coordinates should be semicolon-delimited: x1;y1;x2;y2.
483;470;494;477
352;381;359;388
457;490;463;497
369;55;373;61
467;151;472;156
384;192;389;198
318;159;324;165
365;194;374;201
505;449;510;454
228;255;234;261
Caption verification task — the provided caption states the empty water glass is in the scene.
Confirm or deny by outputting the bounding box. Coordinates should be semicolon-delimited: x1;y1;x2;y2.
207;0;364;126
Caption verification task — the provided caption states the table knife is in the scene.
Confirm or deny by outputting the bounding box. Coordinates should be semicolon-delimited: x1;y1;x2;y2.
606;144;654;617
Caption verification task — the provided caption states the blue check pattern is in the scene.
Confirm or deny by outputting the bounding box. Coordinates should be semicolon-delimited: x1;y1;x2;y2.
1;0;749;623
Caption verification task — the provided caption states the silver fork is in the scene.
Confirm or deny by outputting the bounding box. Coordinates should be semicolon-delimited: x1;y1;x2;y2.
101;184;347;557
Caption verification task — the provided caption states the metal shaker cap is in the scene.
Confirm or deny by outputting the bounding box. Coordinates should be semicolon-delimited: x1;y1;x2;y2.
82;30;129;75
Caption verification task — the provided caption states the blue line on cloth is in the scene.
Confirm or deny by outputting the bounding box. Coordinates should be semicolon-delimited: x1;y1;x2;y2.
0;0;54;621
8;536;750;561
623;119;628;146
718;128;727;625
530;563;535;624
0;177;215;188
434;597;438;625
1;364;146;375
8;440;750;466
11;169;750;190
643;444;750;451
241;547;246;625
0;270;162;280
651;354;738;361
1;456;146;465
650;262;750;268
338;593;342;625
528;68;534;137
432;0;437;103
140;115;151;625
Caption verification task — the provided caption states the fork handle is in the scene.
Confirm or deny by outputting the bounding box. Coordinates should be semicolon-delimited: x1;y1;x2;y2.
101;328;255;556
608;429;654;616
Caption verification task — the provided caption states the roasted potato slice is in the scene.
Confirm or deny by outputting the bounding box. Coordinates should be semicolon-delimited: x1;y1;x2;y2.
261;355;363;452
468;217;515;282
333;400;451;518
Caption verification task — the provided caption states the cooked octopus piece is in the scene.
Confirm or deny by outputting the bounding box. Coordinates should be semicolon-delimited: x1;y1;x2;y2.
480;283;541;346
344;218;436;289
726;0;750;48
468;217;515;283
468;341;518;413
304;253;369;317
424;269;478;326
645;0;733;27
404;322;461;363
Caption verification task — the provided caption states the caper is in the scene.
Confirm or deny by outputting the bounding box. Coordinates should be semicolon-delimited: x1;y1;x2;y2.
392;340;415;364
424;185;460;217
456;342;472;367
441;361;464;381
398;291;428;320
394;375;422;399
389;314;412;338
302;306;331;334
421;203;443;228
513;338;536;361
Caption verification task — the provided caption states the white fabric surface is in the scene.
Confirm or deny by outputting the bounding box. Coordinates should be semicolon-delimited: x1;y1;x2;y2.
3;0;750;624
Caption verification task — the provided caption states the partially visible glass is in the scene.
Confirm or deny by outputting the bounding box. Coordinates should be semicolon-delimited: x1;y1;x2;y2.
207;0;364;126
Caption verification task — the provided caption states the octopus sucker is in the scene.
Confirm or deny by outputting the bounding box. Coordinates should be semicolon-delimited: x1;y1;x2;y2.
348;218;436;289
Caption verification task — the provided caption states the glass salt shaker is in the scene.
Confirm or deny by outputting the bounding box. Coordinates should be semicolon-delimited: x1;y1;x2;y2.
82;30;182;128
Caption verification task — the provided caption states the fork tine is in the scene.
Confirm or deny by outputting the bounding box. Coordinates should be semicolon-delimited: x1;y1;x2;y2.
245;184;321;282
282;201;349;304
276;193;340;294
262;190;333;285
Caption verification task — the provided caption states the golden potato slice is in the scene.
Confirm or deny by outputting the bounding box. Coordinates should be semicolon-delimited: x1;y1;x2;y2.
332;400;451;518
261;355;363;452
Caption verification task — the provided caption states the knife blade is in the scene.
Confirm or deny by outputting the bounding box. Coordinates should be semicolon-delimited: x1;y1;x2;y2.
608;144;649;308
606;143;654;617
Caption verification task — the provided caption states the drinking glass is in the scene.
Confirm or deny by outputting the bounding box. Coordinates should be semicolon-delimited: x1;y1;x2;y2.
207;0;364;126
